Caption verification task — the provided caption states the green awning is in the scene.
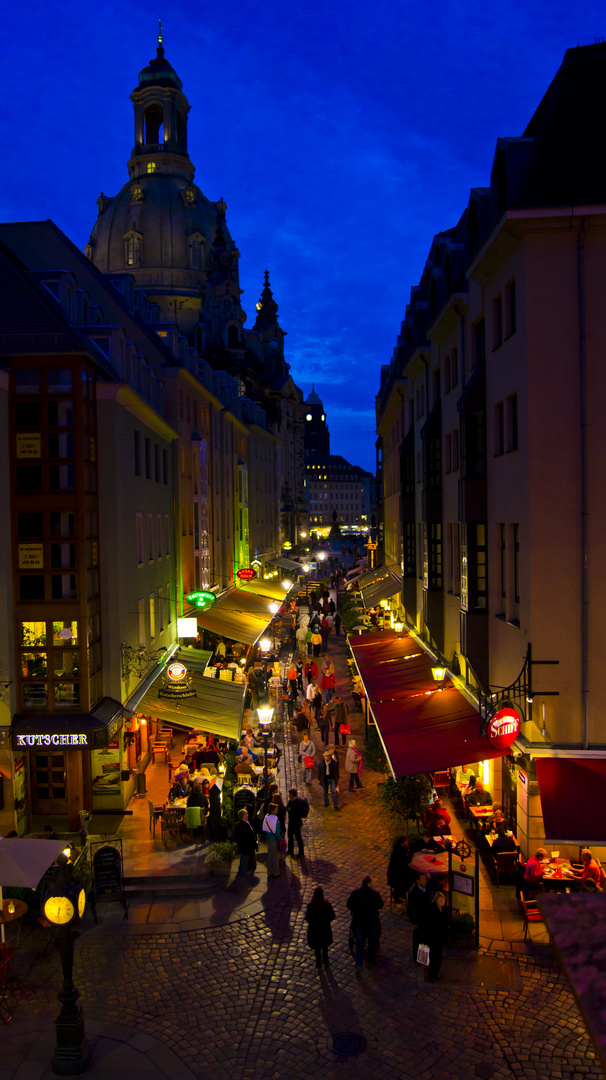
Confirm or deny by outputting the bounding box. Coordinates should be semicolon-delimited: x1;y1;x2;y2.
135;649;245;741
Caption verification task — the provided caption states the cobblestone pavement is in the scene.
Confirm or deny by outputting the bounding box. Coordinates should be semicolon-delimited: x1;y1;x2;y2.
4;622;603;1079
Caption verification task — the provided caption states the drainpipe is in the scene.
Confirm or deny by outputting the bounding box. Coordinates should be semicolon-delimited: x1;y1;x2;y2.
578;219;589;749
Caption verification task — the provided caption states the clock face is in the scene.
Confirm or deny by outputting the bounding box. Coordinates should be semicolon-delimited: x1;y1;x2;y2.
269;340;278;350
44;895;75;925
77;888;86;919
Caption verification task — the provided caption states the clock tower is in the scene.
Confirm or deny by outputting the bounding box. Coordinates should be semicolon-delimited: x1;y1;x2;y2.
304;386;330;456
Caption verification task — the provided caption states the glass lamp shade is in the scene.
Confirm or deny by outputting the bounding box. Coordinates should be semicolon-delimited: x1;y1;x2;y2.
281;579;292;590
259;638;272;653
394;621;404;633
257;706;274;728
431;665;447;682
269;601;280;614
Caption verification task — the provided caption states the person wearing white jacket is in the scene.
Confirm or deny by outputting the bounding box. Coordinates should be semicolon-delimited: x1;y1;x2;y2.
345;740;363;790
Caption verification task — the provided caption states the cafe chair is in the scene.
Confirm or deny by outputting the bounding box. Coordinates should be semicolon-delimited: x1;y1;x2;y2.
148;798;161;837
183;805;203;839
433;770;450;791
237;774;255;787
151;740;169;764
159;728;173;749
351;691;363;711
518;891;544;940
495;851;518;887
160;809;182;846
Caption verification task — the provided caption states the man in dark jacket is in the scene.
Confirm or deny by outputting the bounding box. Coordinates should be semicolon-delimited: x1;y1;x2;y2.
346;875;384;968
318;749;340;809
492;824;517;855
407;872;433;962
286;788;308;857
466;780;492;806
234;809;256;875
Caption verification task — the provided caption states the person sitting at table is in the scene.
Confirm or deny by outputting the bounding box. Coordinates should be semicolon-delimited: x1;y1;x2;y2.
411;830;442;854
187;785;208;811
197;744;222;767
491;824;517;856
236;739;259;764
524;847;548;891
423;798;451;830
466;780;492;806
243;727;259;750
428;819;452;848
169;775;191;800
581;878;603;893
574;849;603;886
234;750;256;779
455;765;475;787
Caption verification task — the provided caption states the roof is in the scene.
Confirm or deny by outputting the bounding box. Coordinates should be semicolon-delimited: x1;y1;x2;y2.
305;385;323;406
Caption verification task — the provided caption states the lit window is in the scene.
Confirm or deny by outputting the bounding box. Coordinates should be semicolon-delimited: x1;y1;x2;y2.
147;162;156;173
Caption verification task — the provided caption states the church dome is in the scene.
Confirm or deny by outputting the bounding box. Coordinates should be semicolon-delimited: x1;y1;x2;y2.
136;43;183;91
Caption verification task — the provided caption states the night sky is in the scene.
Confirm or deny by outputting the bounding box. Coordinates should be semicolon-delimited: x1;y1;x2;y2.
1;1;604;471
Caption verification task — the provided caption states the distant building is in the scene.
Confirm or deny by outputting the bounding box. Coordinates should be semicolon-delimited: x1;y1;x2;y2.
303;386;375;535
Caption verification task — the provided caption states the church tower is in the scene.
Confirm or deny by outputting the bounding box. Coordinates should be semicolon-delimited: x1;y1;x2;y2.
253;270;288;379
86;26;239;338
304;386;330;456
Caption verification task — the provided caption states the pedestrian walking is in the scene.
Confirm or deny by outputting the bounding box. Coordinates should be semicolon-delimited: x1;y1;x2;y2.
387;835;414;903
305;626;313;655
346;875;384;969
304;659;319;684
345;739;363;789
427;892;448;982
262;802;282;878
334;611;342;636
296;658;304;692
320;617;330;651
299;732;316;784
305;887;336;970
318;748;340;809
296;623;307;656
407;872;432;963
333;695;350;746
234;809;257;875
286;788;309;856
320;656;336;703
318;700;332;744
311;628;322;658
286;662;298;695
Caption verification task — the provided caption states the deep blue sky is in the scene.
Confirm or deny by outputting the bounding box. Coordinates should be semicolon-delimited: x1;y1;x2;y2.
1;1;604;470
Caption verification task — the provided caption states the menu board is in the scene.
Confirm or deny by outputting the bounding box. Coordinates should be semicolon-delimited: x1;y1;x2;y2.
92;841;123;901
91;741;121;800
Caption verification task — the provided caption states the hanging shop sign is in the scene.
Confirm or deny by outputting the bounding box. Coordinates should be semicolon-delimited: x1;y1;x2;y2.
486;706;521;751
236;568;256;580
186;590;216;609
158;661;197;700
283;542;292;550
251;559;262;570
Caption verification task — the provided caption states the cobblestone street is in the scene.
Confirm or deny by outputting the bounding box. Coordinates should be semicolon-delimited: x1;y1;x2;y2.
3;630;603;1080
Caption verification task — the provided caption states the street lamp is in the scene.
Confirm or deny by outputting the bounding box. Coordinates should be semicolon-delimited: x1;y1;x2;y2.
431;664;447;685
257;705;274;799
42;854;90;1075
317;551;326;562
269;601;280;614
302;563;310;573
259;637;272;653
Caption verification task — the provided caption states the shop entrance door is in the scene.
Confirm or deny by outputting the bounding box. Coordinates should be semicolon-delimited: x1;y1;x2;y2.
30;751;68;816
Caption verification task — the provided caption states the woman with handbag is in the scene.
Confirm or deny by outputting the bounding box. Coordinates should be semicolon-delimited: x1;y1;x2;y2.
299;733;317;785
262;803;282;878
345;740;363;790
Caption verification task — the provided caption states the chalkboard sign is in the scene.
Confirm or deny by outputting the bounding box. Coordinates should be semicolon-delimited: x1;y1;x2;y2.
91;841;123;901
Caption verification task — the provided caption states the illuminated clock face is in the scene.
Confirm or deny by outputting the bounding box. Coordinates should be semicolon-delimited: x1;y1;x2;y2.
43;895;75;925
306;414;312;421
78;888;86;918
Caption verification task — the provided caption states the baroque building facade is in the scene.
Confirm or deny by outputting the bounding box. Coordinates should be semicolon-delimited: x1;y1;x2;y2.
376;41;606;858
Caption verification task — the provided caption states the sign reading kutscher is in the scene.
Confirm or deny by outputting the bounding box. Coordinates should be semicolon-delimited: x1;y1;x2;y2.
13;732;91;749
486;706;521;751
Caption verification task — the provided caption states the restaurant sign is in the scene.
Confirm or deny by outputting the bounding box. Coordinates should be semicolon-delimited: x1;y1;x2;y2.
186;590;216;610
158;661;197;700
13;732;91;749
236;568;256;580
486;706;521;751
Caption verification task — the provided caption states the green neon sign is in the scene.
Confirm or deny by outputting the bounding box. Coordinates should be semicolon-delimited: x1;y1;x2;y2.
186;590;216;610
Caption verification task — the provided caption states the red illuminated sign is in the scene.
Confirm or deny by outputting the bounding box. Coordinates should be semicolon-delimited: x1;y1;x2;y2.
237;568;256;580
486;707;521;750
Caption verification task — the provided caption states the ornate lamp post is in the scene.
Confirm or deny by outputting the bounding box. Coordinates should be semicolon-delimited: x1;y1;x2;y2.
257;706;274;799
42;854;90;1075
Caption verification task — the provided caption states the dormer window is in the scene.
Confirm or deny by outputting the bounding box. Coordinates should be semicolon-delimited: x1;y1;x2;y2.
188;233;205;269
147;162;156;174
181;187;197;207
123;230;142;268
131;185;145;203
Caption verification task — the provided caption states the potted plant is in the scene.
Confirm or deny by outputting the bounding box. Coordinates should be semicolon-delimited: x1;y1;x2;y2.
450;911;475;946
207;840;237;876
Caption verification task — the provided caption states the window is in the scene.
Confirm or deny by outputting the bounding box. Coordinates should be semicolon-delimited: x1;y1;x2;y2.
136;514;143;566
145;438;151;479
494;402;505;455
451;347;458;388
165;583;172;625
452;429;459;471
188;234;204;269
473;318;486;369
147;514;154;562
507;394;518;452
497;523;506;616
511;523;520;624
445;433;452;473
48;464;74;490
415;385;425;420
432;367;441;405
138;599;146;647
147;162;156;173
134;430;141;476
124;232;142;267
506;279;517;336
163;448;168;484
444;354;451;394
154;443;160;482
149;594;155;640
493;295;503;349
158;587;164;632
15;369;40;395
165;514;170;556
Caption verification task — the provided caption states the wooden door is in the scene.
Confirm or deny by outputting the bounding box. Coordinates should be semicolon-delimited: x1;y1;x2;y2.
30;750;68;816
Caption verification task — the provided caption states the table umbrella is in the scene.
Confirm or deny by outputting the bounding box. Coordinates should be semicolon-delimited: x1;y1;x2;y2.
0;838;65;942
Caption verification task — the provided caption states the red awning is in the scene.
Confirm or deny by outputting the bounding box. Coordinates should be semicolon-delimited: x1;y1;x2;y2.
349;631;511;777
535;758;606;843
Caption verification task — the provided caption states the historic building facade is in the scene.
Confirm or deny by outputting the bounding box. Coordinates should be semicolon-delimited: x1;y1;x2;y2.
376;41;606;857
303;386;375;534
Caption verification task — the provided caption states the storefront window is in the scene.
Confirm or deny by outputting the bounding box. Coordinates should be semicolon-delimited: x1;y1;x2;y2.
51;574;77;600
50;512;75;537
22;684;48;709
47;400;73;427
53;621;78;646
21;621;46;647
55;682;80;707
22;652;47;678
52;651;80;677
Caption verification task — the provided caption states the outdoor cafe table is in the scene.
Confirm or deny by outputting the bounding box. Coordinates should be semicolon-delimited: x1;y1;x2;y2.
485;830;518;848
468;805;494;834
409;849;450;876
540;857;580;891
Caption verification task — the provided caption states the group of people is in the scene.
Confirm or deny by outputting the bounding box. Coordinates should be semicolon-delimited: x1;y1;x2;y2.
304;875;384;971
233;786;310;877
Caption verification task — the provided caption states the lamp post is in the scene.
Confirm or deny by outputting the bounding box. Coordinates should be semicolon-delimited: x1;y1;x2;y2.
257;706;274;799
42;854;90;1075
